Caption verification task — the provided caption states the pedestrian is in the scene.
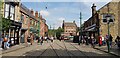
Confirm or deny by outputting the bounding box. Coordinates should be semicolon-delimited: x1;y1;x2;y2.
51;36;54;42
91;34;95;48
102;36;105;46
6;36;10;49
37;37;40;44
30;33;33;45
109;34;113;48
44;36;47;41
59;36;62;41
0;35;3;50
46;36;49;43
3;35;8;49
88;36;90;44
40;36;43;45
115;36;120;49
85;35;88;45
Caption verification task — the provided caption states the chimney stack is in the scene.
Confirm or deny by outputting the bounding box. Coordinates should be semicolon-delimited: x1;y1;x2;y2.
73;20;75;23
91;3;96;15
31;9;34;15
63;20;65;23
35;11;38;18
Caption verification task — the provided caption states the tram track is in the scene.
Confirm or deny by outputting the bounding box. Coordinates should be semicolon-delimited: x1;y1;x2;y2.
69;43;89;58
49;43;59;58
55;41;76;56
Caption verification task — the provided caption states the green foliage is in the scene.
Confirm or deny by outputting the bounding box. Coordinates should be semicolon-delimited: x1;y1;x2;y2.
48;29;56;37
1;17;12;30
56;27;64;37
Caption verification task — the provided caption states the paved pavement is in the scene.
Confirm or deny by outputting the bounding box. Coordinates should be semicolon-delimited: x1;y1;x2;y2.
94;44;120;57
1;40;119;58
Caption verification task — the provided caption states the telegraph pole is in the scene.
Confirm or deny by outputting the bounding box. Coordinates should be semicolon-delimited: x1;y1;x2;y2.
78;12;82;45
38;13;40;37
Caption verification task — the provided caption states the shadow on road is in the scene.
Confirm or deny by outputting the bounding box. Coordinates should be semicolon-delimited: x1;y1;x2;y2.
21;49;115;56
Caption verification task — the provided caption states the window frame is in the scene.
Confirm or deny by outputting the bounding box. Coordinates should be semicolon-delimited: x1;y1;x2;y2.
4;3;15;20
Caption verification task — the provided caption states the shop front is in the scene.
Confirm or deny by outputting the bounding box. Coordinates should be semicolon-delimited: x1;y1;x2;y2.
84;24;99;39
9;20;22;46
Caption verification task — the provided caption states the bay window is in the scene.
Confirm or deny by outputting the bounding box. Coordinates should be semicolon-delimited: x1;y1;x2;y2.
4;3;15;20
5;4;9;18
10;5;15;20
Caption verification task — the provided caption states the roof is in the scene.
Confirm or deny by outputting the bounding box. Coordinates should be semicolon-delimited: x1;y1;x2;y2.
64;22;77;27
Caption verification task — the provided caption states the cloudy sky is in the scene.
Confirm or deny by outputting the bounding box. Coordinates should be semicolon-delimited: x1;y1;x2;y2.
21;0;112;29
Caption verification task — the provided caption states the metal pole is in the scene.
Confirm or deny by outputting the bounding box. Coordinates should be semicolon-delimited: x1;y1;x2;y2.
79;12;82;45
38;13;40;37
107;22;110;52
107;3;110;53
38;21;40;37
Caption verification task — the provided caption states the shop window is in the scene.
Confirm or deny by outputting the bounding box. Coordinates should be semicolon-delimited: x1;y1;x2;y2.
5;4;9;18
4;3;15;20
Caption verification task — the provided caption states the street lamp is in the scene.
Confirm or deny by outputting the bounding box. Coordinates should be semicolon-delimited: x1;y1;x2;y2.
105;14;114;53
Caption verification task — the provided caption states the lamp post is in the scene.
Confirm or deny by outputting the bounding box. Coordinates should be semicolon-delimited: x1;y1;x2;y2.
105;15;111;53
78;12;82;45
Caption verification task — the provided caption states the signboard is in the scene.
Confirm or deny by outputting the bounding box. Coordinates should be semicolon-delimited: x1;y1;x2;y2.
102;14;114;23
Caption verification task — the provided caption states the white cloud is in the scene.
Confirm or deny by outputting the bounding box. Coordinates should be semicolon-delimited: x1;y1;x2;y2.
58;17;65;21
40;10;50;17
55;17;65;28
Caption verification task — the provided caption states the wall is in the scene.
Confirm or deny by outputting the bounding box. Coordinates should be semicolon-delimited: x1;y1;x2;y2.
99;2;119;41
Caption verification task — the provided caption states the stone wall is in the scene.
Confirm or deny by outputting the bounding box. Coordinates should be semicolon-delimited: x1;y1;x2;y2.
99;2;119;41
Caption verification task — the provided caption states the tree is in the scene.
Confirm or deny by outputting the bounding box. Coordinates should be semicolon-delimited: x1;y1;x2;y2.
48;29;55;37
1;17;12;31
56;27;64;38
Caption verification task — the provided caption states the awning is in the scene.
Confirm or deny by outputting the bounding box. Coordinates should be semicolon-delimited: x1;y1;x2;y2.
87;27;96;32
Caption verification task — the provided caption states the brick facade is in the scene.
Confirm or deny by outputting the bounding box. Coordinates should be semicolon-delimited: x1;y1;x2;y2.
40;15;48;37
62;21;77;37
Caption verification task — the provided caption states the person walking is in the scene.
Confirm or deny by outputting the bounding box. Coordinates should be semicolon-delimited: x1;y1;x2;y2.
30;33;33;45
91;34;95;48
46;36;48;43
40;36;43;45
3;35;8;50
37;37;40;44
0;35;4;50
102;36;105;46
51;36;54;42
109;34;113;48
88;36;90;44
85;35;88;45
115;36;120;49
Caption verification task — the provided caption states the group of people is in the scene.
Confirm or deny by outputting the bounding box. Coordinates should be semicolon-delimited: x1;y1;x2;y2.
80;34;96;48
0;34;10;50
36;36;54;45
79;34;114;48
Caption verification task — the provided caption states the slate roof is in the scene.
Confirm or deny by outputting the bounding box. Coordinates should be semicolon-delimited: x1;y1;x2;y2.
64;22;77;27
